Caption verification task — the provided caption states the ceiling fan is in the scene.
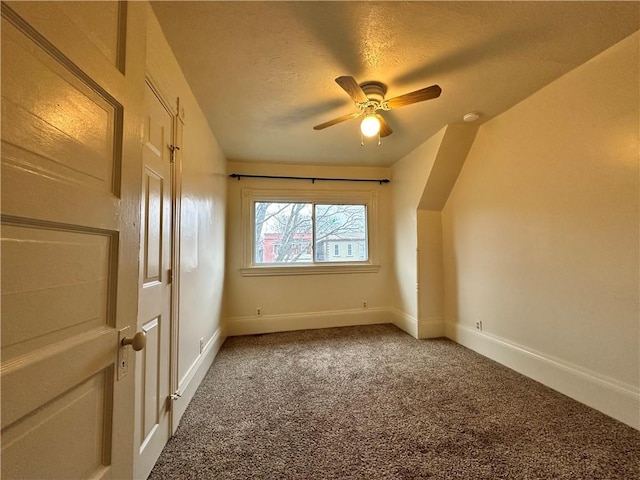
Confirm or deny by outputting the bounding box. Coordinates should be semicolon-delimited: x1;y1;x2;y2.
313;76;442;143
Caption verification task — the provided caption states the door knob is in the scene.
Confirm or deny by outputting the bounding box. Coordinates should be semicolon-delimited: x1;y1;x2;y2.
121;331;147;351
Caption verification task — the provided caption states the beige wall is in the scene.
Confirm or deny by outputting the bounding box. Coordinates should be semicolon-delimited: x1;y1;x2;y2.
225;161;393;334
390;128;446;326
390;124;477;337
146;8;227;424
417;210;445;334
442;32;639;426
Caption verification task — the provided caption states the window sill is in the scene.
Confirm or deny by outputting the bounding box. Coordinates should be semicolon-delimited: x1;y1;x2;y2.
240;263;381;277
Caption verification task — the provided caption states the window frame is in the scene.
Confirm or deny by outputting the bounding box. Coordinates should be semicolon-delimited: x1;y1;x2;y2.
240;188;380;276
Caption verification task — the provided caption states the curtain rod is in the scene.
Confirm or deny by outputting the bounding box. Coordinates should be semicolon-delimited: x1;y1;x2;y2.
229;173;390;185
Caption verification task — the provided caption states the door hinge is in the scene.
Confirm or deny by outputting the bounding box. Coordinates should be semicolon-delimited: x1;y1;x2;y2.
166;392;181;412
169;144;180;163
168;391;182;411
168;269;173;284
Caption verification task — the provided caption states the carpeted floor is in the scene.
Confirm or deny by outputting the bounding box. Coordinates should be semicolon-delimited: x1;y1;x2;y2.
149;324;640;479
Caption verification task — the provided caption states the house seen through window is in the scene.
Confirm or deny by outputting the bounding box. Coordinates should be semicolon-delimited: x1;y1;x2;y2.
254;202;368;264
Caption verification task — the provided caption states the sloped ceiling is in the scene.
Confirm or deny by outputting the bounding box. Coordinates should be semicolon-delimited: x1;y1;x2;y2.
150;1;639;167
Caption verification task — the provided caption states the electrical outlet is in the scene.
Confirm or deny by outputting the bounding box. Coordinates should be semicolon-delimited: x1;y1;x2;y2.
256;307;262;317
362;300;368;309
199;337;205;354
475;321;483;331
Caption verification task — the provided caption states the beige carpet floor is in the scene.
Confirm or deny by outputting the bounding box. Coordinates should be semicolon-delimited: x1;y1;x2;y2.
149;324;639;479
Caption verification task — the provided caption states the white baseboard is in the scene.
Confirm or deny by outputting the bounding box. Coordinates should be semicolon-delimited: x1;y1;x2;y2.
172;326;226;431
445;321;640;430
388;309;444;339
419;317;445;338
226;307;392;336
226;307;443;341
389;308;418;338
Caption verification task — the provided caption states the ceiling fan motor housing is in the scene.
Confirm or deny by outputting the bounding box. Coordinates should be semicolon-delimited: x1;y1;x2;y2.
360;81;387;103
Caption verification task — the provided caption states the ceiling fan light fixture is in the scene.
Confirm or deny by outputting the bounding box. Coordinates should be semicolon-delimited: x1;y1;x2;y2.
360;115;381;137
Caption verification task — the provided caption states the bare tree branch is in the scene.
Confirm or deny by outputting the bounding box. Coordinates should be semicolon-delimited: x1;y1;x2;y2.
255;202;366;263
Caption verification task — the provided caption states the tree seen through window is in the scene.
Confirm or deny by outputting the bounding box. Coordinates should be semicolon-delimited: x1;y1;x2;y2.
254;202;367;264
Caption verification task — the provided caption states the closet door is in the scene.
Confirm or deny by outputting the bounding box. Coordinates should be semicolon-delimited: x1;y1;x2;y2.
133;81;175;480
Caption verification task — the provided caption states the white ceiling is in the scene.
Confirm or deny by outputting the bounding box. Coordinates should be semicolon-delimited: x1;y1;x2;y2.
150;1;639;167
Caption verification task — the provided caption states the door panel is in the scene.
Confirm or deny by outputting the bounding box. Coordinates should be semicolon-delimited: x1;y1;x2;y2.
5;0;126;74
141;317;161;442
144;170;164;282
1;2;145;478
2;369;112;480
0;222;114;361
1;13;120;194
134;82;174;479
53;1;123;69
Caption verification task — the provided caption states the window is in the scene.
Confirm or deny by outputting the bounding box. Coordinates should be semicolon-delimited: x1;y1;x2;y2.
241;188;379;276
254;202;367;264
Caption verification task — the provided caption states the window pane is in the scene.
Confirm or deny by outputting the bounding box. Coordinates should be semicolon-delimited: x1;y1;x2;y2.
254;202;313;263
314;204;368;262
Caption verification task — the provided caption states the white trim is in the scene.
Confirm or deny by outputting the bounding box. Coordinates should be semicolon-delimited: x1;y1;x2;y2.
388;308;419;338
169;115;183;429
226;307;444;343
445;321;640;430
177;327;223;391
418;317;445;339
240;187;379;271
240;263;381;276
172;327;226;429
386;309;445;339
226;307;391;336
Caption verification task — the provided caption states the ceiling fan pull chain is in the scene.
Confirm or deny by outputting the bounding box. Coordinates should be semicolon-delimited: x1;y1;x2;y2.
377;132;381;146
360;131;365;147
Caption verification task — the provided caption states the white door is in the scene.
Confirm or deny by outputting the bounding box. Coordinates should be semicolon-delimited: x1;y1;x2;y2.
134;81;175;479
1;2;145;479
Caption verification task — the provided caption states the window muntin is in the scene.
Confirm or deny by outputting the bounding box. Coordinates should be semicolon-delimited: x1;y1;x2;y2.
253;201;368;265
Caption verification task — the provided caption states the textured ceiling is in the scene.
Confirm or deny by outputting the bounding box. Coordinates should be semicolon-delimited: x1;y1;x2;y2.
151;1;639;167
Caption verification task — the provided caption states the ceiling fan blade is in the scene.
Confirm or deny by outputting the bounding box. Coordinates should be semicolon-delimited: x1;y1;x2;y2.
313;111;362;130
385;85;442;109
376;115;393;137
335;76;369;104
